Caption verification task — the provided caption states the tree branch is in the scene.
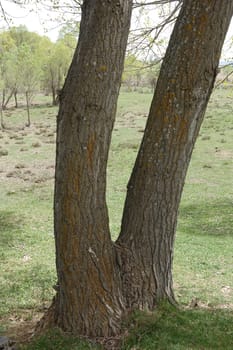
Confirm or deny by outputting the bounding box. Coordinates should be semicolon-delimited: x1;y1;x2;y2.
215;68;233;88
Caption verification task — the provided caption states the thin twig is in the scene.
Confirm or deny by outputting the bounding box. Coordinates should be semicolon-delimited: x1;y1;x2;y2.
215;69;233;89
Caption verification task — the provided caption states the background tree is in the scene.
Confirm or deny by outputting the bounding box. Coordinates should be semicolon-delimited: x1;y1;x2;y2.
122;55;145;91
42;36;75;105
145;59;161;90
0;26;45;110
8;25;41;51
0;29;17;110
122;55;161;91
0;25;74;110
0;69;4;128
17;43;41;126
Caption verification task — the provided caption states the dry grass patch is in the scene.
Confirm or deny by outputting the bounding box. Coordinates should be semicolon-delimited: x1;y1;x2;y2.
215;149;233;159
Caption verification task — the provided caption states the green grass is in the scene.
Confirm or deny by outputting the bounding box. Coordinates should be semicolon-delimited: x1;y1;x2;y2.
123;303;233;349
173;87;233;307
0;88;233;348
19;304;233;349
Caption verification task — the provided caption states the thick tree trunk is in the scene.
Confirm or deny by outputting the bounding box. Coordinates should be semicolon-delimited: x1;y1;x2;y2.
117;0;233;310
40;0;233;339
41;0;132;337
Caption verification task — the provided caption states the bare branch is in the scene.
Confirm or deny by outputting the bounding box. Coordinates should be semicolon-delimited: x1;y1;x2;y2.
215;68;233;88
0;1;11;26
133;0;182;8
128;1;181;58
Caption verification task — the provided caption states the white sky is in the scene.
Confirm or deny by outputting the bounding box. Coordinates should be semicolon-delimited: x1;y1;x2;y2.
1;1;233;60
1;1;60;41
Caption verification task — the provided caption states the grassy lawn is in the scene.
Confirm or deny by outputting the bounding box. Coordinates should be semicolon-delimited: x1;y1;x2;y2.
0;88;232;349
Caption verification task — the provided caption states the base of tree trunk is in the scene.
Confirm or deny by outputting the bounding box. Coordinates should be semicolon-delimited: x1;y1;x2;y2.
36;299;127;349
37;291;125;338
36;243;176;339
35;297;57;334
115;243;176;311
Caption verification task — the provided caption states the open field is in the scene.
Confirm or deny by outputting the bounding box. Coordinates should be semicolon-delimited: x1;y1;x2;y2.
0;88;233;349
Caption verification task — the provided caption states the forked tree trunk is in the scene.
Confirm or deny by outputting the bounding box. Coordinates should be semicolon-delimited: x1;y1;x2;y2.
40;0;233;339
40;0;132;337
2;89;13;110
117;0;233;309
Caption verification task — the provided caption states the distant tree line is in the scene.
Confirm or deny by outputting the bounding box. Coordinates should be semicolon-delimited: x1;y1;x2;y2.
122;55;161;92
0;25;76;112
0;26;161;113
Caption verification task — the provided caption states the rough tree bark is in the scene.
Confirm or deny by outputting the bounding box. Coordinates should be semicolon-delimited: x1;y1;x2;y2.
40;0;133;337
117;0;233;310
40;0;233;339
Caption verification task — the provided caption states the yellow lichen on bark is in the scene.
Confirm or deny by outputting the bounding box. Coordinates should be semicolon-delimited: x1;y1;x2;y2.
177;117;189;142
160;92;176;118
185;23;192;31
197;14;207;36
87;134;96;169
98;65;108;73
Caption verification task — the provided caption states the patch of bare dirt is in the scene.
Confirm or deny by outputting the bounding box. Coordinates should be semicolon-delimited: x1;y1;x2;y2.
1;310;44;345
186;178;207;184
186;298;233;311
0;121;56;187
221;285;232;297
215;150;233;159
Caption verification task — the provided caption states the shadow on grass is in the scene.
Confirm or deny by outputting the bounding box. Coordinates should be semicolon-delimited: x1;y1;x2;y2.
179;199;233;236
123;304;233;350
0;210;24;248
